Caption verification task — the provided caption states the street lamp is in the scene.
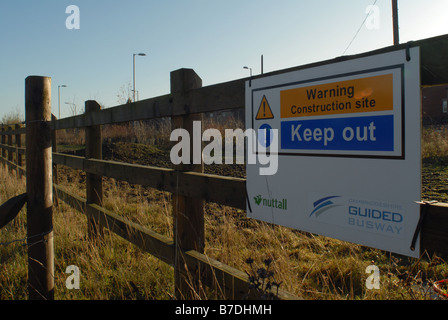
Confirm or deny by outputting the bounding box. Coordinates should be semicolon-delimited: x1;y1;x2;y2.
244;66;252;86
133;53;147;102
243;66;252;77
58;85;67;119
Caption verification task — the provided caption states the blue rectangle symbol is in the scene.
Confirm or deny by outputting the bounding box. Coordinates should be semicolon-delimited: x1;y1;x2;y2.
281;115;394;151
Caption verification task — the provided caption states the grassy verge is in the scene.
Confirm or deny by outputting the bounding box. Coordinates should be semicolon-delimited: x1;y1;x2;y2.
1;163;448;300
1;122;448;300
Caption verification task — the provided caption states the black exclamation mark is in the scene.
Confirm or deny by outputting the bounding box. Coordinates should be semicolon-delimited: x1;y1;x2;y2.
263;100;266;117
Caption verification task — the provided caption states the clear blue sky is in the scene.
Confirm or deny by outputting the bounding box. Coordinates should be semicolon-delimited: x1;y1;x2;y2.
1;0;447;120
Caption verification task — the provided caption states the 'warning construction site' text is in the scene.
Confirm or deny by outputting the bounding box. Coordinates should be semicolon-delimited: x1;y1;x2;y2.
280;74;394;118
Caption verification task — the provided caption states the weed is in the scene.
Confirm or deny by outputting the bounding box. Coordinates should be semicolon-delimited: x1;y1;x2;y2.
244;257;282;300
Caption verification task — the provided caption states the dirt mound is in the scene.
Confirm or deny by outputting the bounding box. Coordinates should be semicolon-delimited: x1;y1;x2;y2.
59;142;246;179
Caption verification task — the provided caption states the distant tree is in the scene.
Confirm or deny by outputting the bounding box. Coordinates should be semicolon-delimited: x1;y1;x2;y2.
1;105;23;125
65;95;79;116
116;81;133;105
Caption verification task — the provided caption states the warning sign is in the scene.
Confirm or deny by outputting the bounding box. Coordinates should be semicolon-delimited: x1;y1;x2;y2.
256;96;274;120
246;47;422;258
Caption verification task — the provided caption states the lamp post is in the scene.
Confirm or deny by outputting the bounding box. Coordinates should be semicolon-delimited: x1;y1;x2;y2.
392;0;399;45
133;53;146;102
58;85;67;119
243;66;252;77
244;66;252;86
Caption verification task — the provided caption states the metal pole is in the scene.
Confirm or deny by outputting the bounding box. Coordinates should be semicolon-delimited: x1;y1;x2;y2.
261;55;264;75
58;86;60;119
392;0;399;45
58;85;66;119
133;54;136;102
133;53;146;102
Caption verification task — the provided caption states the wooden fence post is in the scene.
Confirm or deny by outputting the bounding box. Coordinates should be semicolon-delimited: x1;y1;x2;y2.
7;126;13;171
25;76;54;300
15;123;23;177
1;126;5;167
171;69;205;299
85;100;103;239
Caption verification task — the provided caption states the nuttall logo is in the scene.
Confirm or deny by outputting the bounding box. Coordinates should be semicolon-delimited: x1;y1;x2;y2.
309;196;342;218
253;195;287;210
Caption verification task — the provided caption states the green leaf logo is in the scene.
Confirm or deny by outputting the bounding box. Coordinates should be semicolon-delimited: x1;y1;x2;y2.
254;195;262;206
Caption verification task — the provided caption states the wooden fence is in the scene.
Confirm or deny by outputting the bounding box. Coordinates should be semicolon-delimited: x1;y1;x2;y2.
0;70;299;300
1;65;448;300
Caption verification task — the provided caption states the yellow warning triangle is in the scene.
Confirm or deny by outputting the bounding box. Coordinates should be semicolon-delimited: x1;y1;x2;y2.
256;96;274;120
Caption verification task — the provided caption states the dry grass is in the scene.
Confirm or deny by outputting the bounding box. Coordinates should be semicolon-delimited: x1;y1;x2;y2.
0;169;27;299
2;164;447;300
422;125;448;162
1;122;448;300
0;167;175;300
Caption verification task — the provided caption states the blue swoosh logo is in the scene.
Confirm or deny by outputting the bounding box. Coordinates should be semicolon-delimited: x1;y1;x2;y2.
309;196;342;217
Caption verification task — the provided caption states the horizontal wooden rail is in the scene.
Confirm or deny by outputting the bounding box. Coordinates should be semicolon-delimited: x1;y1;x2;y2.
421;202;448;255
0;127;26;136
52;152;246;210
54;184;86;213
53;184;298;300
0;155;26;176
88;202;176;266
0;144;26;154
51;78;246;130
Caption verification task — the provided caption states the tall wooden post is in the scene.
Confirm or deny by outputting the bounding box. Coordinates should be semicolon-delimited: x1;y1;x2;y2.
171;69;205;299
85;100;103;239
25;76;54;300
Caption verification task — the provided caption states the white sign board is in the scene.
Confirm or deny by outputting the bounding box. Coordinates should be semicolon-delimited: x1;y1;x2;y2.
246;48;421;258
